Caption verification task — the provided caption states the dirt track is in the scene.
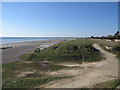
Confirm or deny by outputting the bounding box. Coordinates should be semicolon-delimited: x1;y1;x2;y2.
40;44;118;88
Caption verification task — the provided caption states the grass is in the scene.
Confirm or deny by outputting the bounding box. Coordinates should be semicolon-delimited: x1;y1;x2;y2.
92;79;120;89
2;61;70;88
20;39;103;63
2;76;71;88
2;61;67;80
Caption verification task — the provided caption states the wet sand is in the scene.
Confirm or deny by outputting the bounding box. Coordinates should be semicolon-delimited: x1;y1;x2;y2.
1;38;72;64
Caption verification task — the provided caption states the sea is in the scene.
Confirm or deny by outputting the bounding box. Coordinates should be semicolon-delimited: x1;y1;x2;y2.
1;37;75;44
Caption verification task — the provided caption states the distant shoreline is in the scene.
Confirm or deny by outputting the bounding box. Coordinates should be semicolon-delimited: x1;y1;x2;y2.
0;37;77;44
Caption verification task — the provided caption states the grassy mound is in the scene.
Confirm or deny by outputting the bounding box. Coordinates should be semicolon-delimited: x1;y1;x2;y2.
20;39;102;63
3;39;103;88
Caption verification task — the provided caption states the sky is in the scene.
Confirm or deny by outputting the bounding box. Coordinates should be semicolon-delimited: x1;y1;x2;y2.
2;2;118;37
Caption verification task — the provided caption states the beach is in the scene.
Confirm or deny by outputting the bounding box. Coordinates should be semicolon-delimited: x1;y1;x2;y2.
1;38;72;64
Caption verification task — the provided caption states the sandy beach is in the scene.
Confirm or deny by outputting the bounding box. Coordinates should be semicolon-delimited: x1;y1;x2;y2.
1;38;72;64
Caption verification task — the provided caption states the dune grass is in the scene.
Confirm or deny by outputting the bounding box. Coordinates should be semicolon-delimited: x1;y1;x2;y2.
20;39;103;63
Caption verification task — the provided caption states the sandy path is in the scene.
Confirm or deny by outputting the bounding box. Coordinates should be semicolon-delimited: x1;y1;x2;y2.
40;44;118;88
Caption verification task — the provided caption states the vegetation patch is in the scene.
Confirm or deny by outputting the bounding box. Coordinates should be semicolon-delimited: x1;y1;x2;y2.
92;79;120;88
2;60;68;88
112;46;120;59
20;39;103;63
2;76;71;88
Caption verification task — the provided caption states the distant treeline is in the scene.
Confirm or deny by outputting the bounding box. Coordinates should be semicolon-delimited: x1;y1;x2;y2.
91;31;120;40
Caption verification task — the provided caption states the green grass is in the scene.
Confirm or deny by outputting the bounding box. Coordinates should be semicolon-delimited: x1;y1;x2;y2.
2;61;70;88
20;39;103;63
92;79;120;89
2;76;71;88
2;61;67;80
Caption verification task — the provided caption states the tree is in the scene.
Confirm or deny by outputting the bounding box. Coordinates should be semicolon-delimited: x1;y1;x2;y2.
91;36;94;38
114;31;120;36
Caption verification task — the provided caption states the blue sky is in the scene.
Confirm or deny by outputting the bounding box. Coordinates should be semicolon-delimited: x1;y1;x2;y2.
2;2;118;37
